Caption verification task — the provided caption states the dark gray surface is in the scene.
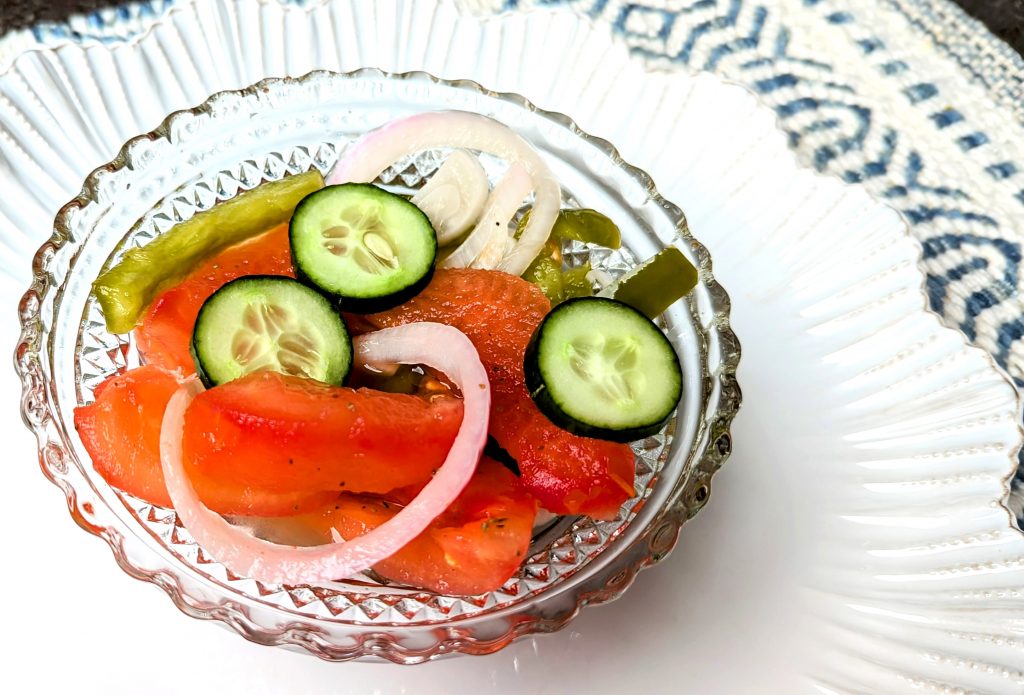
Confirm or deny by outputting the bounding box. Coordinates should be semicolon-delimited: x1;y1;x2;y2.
959;0;1024;54
0;1;122;31
0;0;1022;55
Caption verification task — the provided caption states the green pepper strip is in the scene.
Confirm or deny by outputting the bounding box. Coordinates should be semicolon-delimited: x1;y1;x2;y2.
93;170;324;333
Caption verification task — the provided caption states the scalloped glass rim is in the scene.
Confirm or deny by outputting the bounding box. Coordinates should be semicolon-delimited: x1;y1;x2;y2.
15;68;739;662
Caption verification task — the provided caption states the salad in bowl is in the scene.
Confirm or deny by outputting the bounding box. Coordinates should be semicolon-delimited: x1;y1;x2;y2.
17;70;739;661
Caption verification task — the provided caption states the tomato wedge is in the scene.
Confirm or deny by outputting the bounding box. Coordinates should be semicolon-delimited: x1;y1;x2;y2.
282;458;537;595
182;371;464;498
74;365;335;515
358;268;636;519
135;223;294;373
75;366;465;515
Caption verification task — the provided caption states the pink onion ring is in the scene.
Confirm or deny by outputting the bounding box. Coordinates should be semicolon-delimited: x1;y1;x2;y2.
159;323;490;585
442;162;531;270
328;111;560;276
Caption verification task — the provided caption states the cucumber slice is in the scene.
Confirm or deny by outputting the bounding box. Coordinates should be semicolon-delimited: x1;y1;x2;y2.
524;297;681;442
290;183;437;312
191;276;352;387
93;170;324;333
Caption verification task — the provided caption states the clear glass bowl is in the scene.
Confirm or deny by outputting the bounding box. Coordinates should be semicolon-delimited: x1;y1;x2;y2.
15;69;740;663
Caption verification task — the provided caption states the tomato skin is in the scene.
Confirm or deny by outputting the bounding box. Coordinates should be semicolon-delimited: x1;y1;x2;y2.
361;269;636;519
181;371;464;498
73;365;336;515
291;458;538;595
136;223;294;373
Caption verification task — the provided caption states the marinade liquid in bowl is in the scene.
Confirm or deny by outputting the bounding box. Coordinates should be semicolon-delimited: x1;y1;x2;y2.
16;70;740;662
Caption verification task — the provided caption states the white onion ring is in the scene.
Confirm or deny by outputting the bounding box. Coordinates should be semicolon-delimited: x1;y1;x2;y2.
411;150;489;245
442;162;530;270
159;323;490;585
328;111;560;276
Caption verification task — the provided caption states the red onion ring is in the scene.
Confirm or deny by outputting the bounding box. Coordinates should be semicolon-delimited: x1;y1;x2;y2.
159;323;490;585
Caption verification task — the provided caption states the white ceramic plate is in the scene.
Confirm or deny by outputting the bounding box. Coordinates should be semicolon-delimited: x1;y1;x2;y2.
2;0;1023;692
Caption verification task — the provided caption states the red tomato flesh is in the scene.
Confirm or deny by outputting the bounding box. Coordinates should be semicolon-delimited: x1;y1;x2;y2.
284;457;537;595
73;365;336;515
181;371;464;498
356;268;636;519
74;367;464;515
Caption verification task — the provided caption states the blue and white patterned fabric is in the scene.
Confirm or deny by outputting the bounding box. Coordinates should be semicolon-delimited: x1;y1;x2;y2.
485;0;1024;523
7;0;1024;520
